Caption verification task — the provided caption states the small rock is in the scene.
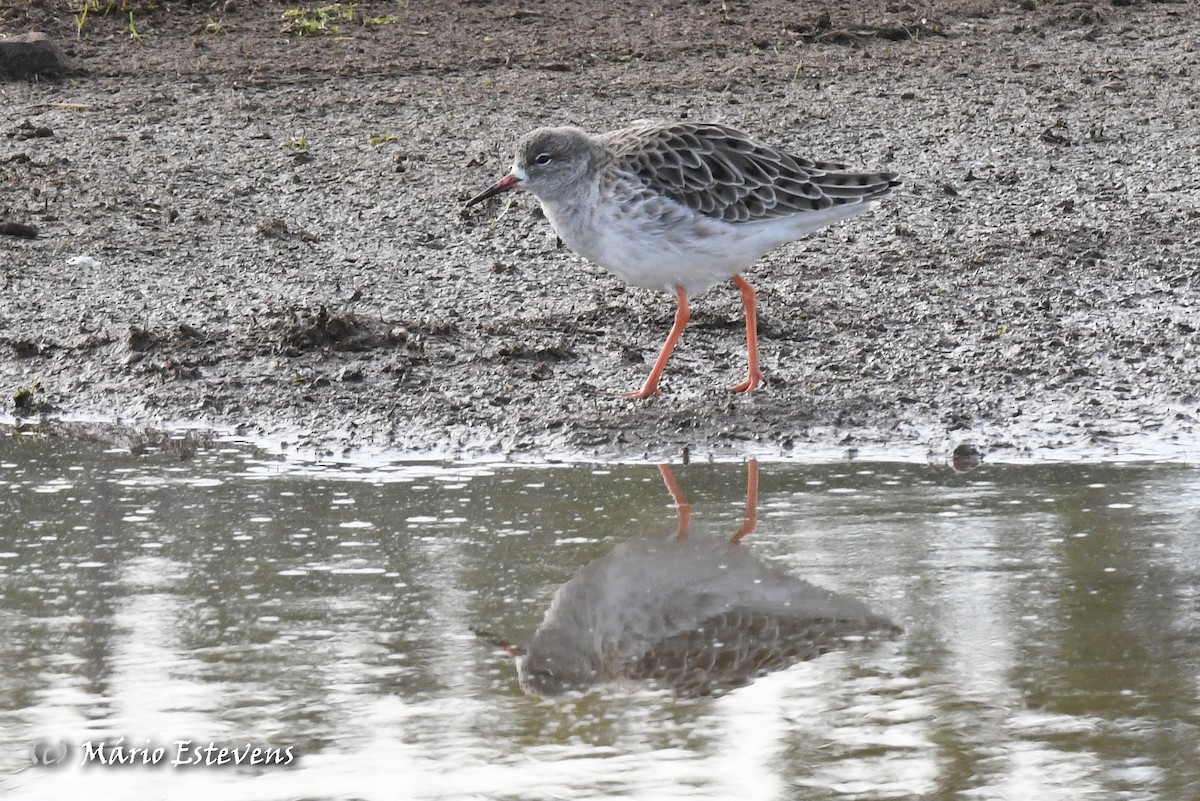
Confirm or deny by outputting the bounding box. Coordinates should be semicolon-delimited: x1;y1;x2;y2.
9;119;53;140
257;217;289;238
126;327;158;353
0;32;71;80
0;221;38;238
951;443;984;471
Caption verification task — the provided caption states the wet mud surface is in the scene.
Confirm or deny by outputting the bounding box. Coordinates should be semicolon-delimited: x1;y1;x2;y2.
2;0;1198;461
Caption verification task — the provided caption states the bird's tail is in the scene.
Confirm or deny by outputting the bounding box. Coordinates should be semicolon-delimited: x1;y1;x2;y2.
813;169;901;204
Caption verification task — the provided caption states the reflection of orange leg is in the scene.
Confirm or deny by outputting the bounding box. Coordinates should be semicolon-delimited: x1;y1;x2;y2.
658;464;692;541
730;459;759;544
626;286;689;399
729;275;763;393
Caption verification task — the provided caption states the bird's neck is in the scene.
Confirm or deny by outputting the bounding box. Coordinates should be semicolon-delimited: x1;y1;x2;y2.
536;181;600;250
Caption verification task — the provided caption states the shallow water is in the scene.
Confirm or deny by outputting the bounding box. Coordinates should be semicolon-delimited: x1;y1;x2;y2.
2;431;1199;800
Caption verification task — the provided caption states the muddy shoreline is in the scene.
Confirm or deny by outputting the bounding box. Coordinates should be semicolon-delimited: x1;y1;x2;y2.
2;1;1198;463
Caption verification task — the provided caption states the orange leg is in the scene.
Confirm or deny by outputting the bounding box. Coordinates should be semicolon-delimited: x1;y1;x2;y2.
729;274;763;393
658;464;693;541
730;459;759;544
626;285;690;399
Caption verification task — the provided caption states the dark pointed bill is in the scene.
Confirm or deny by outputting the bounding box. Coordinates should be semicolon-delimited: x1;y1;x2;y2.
465;173;521;207
469;626;527;657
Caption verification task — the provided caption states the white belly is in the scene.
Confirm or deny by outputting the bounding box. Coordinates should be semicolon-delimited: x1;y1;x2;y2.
540;188;877;297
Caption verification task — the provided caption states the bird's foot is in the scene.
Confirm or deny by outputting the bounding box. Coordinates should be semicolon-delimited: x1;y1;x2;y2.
729;369;764;393
622;383;661;399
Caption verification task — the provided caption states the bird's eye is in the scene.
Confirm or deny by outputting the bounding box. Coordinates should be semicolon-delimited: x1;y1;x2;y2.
534;152;553;165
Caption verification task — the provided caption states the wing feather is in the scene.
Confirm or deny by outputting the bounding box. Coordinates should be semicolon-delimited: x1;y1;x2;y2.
601;122;900;224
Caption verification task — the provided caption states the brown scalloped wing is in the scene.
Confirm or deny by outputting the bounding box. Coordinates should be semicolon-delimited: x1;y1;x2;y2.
626;610;902;698
603;122;899;224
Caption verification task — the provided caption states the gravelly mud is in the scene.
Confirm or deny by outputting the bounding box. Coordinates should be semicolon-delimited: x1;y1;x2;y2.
2;1;1197;462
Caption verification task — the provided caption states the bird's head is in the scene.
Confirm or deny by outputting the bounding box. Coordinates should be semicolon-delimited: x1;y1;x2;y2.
465;126;596;208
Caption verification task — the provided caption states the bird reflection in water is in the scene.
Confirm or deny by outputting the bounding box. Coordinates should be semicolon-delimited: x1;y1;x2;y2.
475;461;900;699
